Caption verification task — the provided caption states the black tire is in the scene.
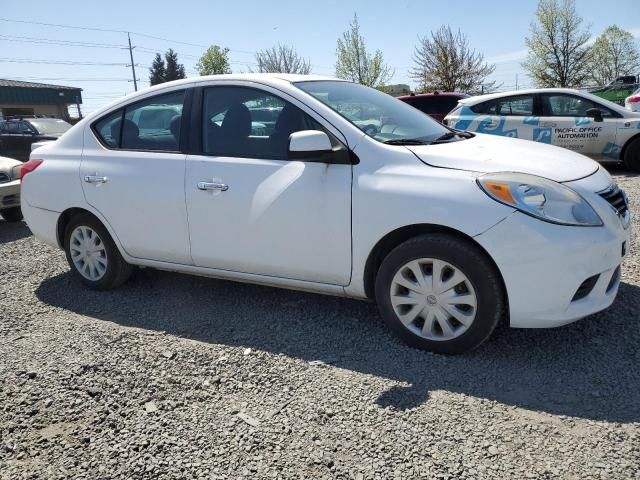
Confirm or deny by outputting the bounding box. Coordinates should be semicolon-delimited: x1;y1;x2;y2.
623;137;640;173
63;213;132;289
375;234;506;354
0;207;23;222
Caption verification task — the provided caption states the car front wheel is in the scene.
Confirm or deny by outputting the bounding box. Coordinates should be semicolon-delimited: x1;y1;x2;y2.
64;213;132;289
623;137;640;173
375;234;505;354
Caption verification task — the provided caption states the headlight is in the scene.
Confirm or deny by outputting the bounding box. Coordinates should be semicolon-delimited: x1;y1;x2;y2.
477;172;602;227
10;165;21;180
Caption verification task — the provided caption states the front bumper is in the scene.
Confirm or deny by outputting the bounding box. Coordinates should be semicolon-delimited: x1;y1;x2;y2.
0;179;20;209
475;198;630;328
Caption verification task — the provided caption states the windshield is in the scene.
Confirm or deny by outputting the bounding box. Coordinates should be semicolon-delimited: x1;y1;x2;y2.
294;81;449;143
29;119;71;136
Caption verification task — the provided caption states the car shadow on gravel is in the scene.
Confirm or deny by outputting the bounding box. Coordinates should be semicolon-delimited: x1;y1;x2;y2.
0;220;31;243
36;269;640;423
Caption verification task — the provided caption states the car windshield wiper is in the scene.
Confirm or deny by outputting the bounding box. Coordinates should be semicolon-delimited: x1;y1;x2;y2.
430;131;459;143
383;138;430;145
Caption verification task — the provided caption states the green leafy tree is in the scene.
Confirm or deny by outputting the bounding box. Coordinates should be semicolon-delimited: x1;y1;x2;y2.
410;25;497;94
149;53;166;86
335;14;393;87
164;49;186;82
523;0;592;87
589;25;640;86
197;45;232;75
255;44;311;74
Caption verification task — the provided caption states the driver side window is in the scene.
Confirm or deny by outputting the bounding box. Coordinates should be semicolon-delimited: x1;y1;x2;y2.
202;86;327;159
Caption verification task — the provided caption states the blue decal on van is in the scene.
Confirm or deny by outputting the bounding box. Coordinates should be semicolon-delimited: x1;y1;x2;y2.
477;117;518;138
533;128;552;144
602;142;622;159
453;105;477;130
524;116;540;126
575;117;590;126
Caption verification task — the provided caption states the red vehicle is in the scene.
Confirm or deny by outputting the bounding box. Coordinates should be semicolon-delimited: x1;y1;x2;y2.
398;92;469;123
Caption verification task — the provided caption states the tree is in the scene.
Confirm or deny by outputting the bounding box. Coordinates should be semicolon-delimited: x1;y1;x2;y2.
410;26;497;94
164;49;186;82
589;25;640;86
523;0;592;88
149;53;166;86
255;44;311;74
197;45;232;75
335;14;393;87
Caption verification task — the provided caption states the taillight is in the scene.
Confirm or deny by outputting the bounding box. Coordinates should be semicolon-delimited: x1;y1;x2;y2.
20;159;43;181
628;96;640;104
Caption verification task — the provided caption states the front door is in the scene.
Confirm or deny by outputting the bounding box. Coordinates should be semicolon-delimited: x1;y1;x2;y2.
539;93;619;159
80;89;191;264
185;85;352;285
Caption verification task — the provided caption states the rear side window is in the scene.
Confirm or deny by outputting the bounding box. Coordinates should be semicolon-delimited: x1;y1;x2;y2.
472;95;534;116
93;90;185;151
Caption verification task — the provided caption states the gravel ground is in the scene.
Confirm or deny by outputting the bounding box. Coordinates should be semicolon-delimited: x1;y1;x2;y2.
1;169;639;480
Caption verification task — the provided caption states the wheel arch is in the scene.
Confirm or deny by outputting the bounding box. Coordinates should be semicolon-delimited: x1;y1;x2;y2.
620;132;640;161
56;207;104;248
362;223;507;303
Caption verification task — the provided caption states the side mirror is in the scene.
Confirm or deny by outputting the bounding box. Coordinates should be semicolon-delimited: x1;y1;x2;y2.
288;130;332;160
586;108;603;122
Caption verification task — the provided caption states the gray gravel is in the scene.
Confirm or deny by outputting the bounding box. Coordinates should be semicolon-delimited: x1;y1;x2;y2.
1;168;639;479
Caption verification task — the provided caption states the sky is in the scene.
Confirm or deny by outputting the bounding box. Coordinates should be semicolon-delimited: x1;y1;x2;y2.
1;0;639;114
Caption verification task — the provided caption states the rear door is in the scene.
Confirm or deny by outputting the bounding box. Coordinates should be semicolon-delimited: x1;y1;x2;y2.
539;93;619;159
80;88;192;264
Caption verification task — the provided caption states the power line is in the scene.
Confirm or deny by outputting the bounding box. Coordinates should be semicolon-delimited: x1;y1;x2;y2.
0;34;127;48
0;57;128;66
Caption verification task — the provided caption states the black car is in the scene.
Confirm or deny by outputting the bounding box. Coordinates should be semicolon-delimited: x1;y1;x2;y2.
0;117;72;161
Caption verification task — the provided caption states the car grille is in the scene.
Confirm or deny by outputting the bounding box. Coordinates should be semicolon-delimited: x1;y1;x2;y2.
0;173;9;184
598;184;628;217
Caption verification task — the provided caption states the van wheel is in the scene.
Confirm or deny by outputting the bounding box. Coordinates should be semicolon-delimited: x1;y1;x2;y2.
63;213;132;289
0;207;23;222
623;137;640;172
375;234;505;354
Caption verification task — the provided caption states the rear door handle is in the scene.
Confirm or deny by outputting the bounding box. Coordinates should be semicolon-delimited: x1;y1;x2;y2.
197;181;228;192
84;175;108;184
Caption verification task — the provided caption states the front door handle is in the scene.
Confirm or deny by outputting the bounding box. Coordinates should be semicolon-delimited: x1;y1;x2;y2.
84;175;108;184
197;181;228;192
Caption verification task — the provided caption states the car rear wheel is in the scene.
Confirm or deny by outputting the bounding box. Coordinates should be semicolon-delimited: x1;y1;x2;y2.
375;234;505;354
0;207;23;222
63;213;132;289
623;137;640;173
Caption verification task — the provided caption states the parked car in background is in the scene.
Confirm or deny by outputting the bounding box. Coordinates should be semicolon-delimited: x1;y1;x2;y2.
625;87;640;112
21;74;630;354
0;117;72;161
398;92;469;123
0;155;22;222
590;75;639;106
445;88;640;171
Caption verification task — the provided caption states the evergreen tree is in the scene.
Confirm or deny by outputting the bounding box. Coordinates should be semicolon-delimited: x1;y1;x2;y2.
149;53;166;86
165;49;186;82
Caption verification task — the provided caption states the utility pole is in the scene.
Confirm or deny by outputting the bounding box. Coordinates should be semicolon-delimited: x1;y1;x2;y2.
515;74;519;90
127;32;138;92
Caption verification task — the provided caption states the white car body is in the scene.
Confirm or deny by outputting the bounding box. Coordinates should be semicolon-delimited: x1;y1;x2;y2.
21;74;631;342
625;88;640;112
445;88;640;162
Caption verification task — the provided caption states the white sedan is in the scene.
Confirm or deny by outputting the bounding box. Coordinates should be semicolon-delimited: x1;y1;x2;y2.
20;75;631;354
444;88;640;171
0;155;22;222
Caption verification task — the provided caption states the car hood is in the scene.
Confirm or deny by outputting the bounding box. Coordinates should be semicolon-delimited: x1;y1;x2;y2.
407;133;599;183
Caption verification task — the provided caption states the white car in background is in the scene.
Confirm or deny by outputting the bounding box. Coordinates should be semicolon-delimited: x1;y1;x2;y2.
625;88;640;113
20;75;631;354
0;155;23;222
445;88;640;171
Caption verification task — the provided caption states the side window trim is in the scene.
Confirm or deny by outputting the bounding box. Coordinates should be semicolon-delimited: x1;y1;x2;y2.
91;89;187;153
